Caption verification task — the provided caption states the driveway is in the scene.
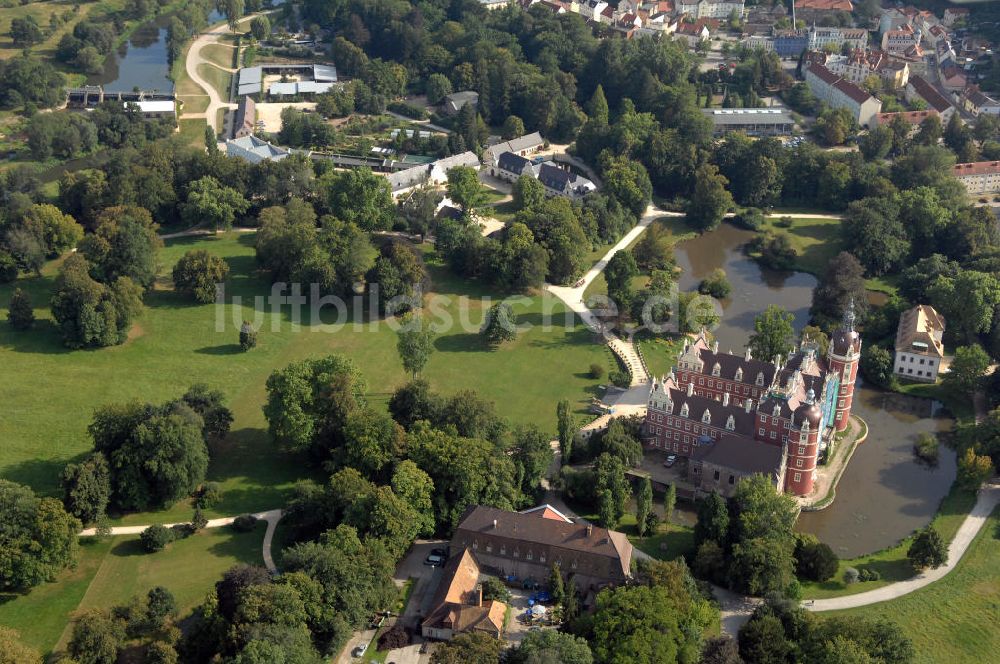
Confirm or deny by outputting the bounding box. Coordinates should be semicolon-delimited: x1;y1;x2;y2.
395;541;449;629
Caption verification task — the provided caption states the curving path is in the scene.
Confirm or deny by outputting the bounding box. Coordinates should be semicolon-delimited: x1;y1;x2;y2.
79;509;284;573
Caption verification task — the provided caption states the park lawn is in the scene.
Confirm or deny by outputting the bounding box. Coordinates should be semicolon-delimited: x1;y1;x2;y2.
0;537;113;655
200;43;235;70
178;95;211;115
800;484;977;599
827;506;1000;664
758;216;843;276
0;0;102;62
637;335;684;379
0;233;607;522
196;63;232;101
71;525;265;620
176;118;209;149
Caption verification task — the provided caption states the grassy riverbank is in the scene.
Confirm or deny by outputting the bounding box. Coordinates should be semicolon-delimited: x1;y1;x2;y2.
800;484;978;599
828;506;1000;664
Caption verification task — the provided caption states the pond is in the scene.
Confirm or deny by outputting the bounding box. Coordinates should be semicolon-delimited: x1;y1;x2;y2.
86;10;224;92
670;222;957;558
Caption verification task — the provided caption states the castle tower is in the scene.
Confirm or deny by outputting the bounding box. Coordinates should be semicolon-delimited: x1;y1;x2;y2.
785;392;822;495
827;301;861;432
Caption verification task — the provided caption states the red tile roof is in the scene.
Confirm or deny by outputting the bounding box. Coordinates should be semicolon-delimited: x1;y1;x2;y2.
908;75;953;113
953;161;1000;178
795;0;852;11
876;110;938;126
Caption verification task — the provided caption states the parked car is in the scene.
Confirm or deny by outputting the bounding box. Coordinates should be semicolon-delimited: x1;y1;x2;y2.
431;547;447;558
424;554;444;567
353;642;369;658
663;454;677;467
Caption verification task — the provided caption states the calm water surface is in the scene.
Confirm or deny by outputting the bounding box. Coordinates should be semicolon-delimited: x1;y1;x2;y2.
671;222;957;557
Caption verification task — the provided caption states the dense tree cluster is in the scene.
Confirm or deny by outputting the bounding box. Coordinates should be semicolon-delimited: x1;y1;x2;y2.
67;385;232;513
68;586;179;664
0;480;80;591
0;203;84;282
738;595;913;664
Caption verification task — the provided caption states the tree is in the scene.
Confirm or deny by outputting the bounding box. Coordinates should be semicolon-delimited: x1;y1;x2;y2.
446;166;486;212
68;609;125;664
663;483;676;532
512;174;546;211
842;197;909;276
322;168;395;231
396;312;435;378
687;164;733;231
603;157;653;217
79;205;162;289
481;301;517;346
509;630;593;664
426;74;453;106
944;344;991;395
172;249;230;303
860;345;894;389
795;535;839;582
636;477;652;537
907;526;946;570
221;0;244;31
6;288;33;330
145;642;179;664
604;250;638;314
738;612;792;664
9;16;44;48
181;176;249;231
694;491;729;546
728;536;796;595
915;114;943;146
61;452;111;523
140;524;174;552
502;115;526;140
556;399;574;463
50;253;144;348
858;125;893;161
22;203;84;256
699;268;731;298
0;626;42;664
240;321;257;351
929;271;1000;342
249;15;270;41
431;632;504;664
700;636;742;664
801;325;829;358
587;84;609;125
391;460;435;537
0;480;80;591
811;252;867;330
748;305;795;363
216;564;272;621
957;447;993;490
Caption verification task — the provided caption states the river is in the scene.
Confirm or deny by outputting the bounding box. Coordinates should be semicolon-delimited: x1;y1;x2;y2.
671;222;958;559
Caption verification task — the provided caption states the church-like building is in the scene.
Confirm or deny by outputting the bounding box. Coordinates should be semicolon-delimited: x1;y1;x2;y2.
643;308;861;497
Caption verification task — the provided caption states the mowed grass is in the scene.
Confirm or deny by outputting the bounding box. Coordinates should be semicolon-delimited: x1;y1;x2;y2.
0;0;101;61
0;537;113;655
200;43;235;69
758;216;843;276
196;63;232;101
0;233;607;519
828;506;1000;664
800;485;977;599
178;95;211;114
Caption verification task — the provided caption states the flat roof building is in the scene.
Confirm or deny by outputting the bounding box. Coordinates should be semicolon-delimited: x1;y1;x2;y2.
702;107;796;136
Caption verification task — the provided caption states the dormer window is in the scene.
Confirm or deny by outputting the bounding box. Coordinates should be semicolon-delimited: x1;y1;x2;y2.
735;368;743;382
702;409;712;424
756;372;764;386
712;362;721;377
773;405;781;418
802;421;810;433
680;403;689;418
666;399;674;414
726;415;735;431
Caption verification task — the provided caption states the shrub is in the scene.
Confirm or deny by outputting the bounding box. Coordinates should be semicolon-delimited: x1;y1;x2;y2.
913;433;939;464
239;321;257;351
231;514;258;532
7;288;34;330
191;508;208;531
774;216;793;228
609;370;631;388
140;525;174;553
194;482;223;509
698;268;732;299
843;567;859;584
857;567;881;582
171;523;195;539
387;101;427;120
590;363;605;379
480;576;511;603
732;208;765;230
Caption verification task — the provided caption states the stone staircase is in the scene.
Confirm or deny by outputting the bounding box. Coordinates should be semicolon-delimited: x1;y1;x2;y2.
608;335;649;386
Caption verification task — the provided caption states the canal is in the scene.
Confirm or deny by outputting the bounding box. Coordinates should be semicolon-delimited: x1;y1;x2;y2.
671;221;958;559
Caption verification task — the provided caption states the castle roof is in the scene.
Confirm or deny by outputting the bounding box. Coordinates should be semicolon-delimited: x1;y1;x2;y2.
691;432;784;476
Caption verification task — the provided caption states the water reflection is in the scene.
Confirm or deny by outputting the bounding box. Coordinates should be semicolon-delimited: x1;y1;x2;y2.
86;18;174;92
671;223;957;558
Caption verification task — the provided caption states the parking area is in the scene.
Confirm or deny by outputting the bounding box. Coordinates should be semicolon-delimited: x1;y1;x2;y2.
632;448;697;494
504;586;560;645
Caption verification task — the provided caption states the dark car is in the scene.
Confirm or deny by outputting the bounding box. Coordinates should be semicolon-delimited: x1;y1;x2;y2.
431;547;447;558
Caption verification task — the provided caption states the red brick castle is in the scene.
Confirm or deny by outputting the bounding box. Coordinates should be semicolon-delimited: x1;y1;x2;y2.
643;307;861;497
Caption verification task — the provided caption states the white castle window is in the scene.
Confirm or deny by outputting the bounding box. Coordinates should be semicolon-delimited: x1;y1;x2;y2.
702;409;712;424
726;415;735;431
735;368;743;381
773;405;781;418
756;372;764;386
712;363;721;377
680;403;689;418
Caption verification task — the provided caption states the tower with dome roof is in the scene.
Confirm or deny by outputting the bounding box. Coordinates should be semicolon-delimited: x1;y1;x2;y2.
826;301;862;433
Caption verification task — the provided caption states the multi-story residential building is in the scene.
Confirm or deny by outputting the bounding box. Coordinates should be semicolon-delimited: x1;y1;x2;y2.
537;162;597;199
492;151;539;183
942;7;969;27
808;26;869;51
805;63;883;127
674;18;712;47
485;132;545;167
953;160;1000;194
961;86;1000;117
893;305;945;383
702;107;796;137
774;30;809;58
905;75;956;124
821;49;909;89
743;34;775;52
882;24;922;58
676;0;743;19
451;505;633;590
578;0;610;21
643;311;861;497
